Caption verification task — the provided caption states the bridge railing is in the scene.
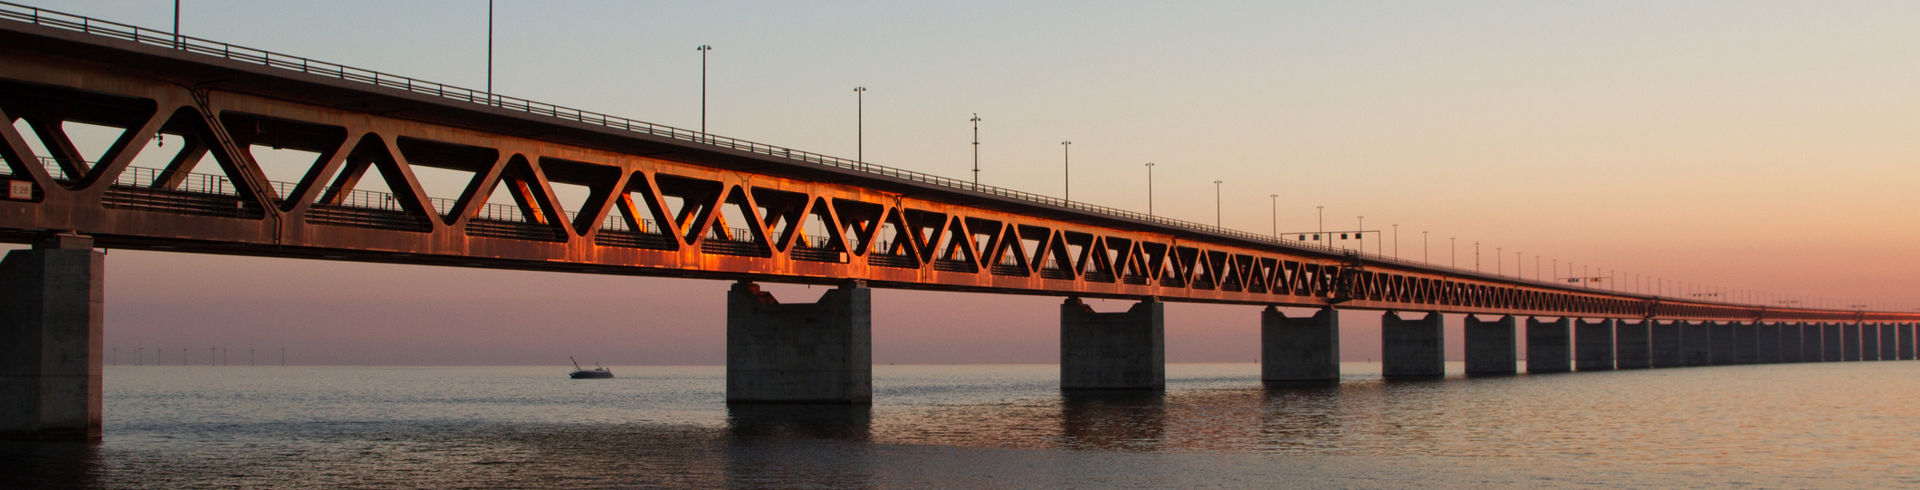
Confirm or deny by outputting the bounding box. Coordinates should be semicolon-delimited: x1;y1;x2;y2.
0;1;1763;306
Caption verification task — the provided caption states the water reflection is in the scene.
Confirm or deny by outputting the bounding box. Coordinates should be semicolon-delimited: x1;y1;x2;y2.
1258;382;1344;451
1060;390;1166;451
727;403;873;442
0;441;99;489
725;404;875;488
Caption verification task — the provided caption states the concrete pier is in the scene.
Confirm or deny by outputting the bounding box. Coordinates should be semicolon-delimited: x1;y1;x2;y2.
1757;323;1781;364
1575;319;1615;371
0;234;105;440
1804;323;1825;362
1862;324;1880;361
1843;324;1861;361
1650;321;1684;368
1733;323;1758;364
1526;317;1571;373
1263;307;1339;383
1060;298;1165;390
1709;322;1737;366
1615;320;1651;369
1879;323;1897;361
1781;323;1804;363
1823;323;1843;361
726;281;872;404
1465;315;1517;375
1382;311;1444;379
1901;323;1915;361
1683;322;1713;366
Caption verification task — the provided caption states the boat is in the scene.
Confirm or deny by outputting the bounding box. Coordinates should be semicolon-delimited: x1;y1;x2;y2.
568;356;613;379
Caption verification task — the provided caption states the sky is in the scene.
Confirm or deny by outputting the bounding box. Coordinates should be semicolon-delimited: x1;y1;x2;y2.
13;0;1920;365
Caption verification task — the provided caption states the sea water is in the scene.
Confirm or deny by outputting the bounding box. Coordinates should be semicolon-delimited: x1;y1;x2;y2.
5;362;1920;488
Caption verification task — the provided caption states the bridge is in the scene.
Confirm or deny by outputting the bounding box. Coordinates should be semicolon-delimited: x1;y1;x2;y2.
2;3;1915;440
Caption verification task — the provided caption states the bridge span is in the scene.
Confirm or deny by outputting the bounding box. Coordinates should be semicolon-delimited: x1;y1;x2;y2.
1;3;1915;440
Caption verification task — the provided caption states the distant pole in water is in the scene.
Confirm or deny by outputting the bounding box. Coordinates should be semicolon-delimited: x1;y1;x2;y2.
211;347;217;366
250;348;256;366
280;347;286;366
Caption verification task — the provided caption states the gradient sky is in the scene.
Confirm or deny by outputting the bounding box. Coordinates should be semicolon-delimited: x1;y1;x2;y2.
15;1;1920;365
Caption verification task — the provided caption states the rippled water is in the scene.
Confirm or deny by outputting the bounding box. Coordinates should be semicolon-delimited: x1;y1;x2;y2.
6;362;1920;487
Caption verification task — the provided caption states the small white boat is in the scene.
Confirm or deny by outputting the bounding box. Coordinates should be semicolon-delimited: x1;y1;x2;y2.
568;356;613;379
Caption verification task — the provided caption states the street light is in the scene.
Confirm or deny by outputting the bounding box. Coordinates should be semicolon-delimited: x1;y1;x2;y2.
1422;231;1428;263
1270;194;1278;238
173;0;182;49
1450;237;1456;267
1316;205;1325;249
1213;180;1224;227
1392;224;1399;259
486;0;492;94
698;45;712;134
1061;141;1072;200
1144;162;1155;214
854;87;867;164
970;113;982;185
1356;216;1364;254
1496;247;1502;275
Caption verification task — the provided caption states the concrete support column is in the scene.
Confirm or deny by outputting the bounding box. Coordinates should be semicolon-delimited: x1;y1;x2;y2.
1781;323;1804;363
1465;315;1517;375
1879;323;1897;361
0;234;105;441
1526;317;1571;373
1733;322;1758;365
1843;323;1861;361
1262;307;1339;383
1709;322;1736;365
1900;323;1914;361
1823;323;1843;362
1060;298;1165;390
1382;311;1444;379
1683;322;1713;366
1615;320;1650;369
1757;324;1781;364
1802;323;1824;362
1862;324;1880;361
1575;319;1615;371
1650;321;1683;368
726;281;871;404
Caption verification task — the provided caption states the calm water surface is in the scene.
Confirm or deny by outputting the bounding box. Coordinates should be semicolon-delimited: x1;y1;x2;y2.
6;362;1920;488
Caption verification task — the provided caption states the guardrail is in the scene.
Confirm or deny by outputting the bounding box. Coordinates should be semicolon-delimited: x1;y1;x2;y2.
0;1;1795;309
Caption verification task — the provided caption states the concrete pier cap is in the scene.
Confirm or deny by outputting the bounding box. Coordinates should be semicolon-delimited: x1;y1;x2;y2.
725;280;872;404
1262;307;1339;384
1;233;106;440
1060;296;1165;390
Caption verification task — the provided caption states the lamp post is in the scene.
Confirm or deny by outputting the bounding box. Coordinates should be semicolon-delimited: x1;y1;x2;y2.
697;45;712;134
854;87;867;164
1450;237;1456;267
173;0;182;48
1270;194;1278;238
1061;141;1072;200
1316;205;1325;249
1474;241;1480;272
970;113;982;185
1496;247;1502;275
1392;224;1399;259
1213;180;1223;227
1144;162;1155;214
486;0;493;97
1422;231;1428;263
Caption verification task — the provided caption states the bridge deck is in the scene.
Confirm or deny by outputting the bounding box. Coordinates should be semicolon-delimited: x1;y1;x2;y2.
0;2;1906;323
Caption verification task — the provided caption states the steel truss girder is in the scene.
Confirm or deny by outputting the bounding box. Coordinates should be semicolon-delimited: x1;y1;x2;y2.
0;25;1909;324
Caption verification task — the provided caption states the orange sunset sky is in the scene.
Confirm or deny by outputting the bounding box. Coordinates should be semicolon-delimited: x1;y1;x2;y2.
15;1;1919;365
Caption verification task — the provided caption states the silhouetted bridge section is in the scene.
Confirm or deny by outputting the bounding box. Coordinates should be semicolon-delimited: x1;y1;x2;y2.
1;3;1914;440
